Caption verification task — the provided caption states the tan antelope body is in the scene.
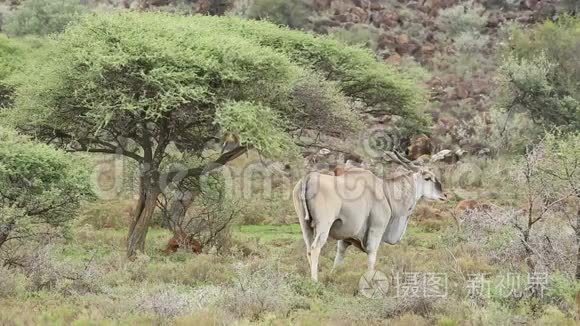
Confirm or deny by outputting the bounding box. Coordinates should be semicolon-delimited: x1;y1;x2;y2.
293;153;446;281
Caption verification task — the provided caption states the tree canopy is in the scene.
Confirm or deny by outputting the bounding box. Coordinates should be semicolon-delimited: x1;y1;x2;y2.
8;12;426;256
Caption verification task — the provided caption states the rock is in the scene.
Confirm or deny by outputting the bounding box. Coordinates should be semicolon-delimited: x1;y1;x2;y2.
385;53;402;65
456;85;469;99
430;149;453;163
372;11;399;28
477;148;491;157
395;35;419;55
335;13;349;23
377;33;396;49
396;34;410;45
353;0;371;8
369;0;385;11
520;0;539;10
407;134;433;160
421;43;436;56
350;6;369;22
312;0;333;11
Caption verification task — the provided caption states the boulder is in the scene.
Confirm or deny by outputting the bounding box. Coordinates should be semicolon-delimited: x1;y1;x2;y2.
407;134;433;160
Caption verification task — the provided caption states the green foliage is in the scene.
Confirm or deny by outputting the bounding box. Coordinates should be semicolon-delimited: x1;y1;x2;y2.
11;12;424;157
437;1;487;37
216;102;295;158
0;35;21;107
0;35;46;107
0;127;93;249
499;16;580;131
454;31;489;54
3;0;87;37
246;0;311;29
191;15;426;125
561;0;580;13
537;131;580;198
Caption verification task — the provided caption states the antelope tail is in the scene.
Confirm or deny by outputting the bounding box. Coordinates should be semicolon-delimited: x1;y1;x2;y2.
301;174;311;221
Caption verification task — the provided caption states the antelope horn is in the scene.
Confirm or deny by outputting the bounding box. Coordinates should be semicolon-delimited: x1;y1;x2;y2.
393;150;423;167
384;151;420;172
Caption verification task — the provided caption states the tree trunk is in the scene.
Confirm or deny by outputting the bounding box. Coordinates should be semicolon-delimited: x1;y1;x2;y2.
0;231;8;249
0;221;14;250
127;175;160;259
522;229;536;273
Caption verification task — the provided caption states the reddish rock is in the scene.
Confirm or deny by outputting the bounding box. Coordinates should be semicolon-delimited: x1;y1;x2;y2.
374;11;400;28
349;6;368;22
456;85;469;99
312;0;333;11
353;0;371;8
377;33;396;49
369;0;385;11
385;53;402;64
396;34;410;45
407;134;433;160
521;0;539;10
335;13;349;23
394;34;419;55
421;43;436;56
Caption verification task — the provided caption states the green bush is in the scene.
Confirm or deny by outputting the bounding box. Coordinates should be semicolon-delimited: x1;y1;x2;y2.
498;15;580;131
437;1;487;37
454;31;489;54
3;0;87;36
0;35;46;107
0;127;93;250
246;0;311;29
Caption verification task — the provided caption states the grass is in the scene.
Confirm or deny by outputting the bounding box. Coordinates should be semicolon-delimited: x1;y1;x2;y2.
1;205;578;324
237;223;302;241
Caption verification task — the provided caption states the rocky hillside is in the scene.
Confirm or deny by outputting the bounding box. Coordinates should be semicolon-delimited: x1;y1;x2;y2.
305;0;566;152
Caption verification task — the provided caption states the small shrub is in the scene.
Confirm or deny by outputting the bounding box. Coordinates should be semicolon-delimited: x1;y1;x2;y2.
77;199;132;230
134;284;196;319
437;1;487;37
0;265;26;298
23;245;72;292
4;0;87;36
454;31;489;54
330;24;381;52
219;263;294;320
246;0;312;29
146;254;234;285
0;127;93;252
20;245;105;294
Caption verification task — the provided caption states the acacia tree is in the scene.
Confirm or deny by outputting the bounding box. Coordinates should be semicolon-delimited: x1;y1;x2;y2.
9;13;425;257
